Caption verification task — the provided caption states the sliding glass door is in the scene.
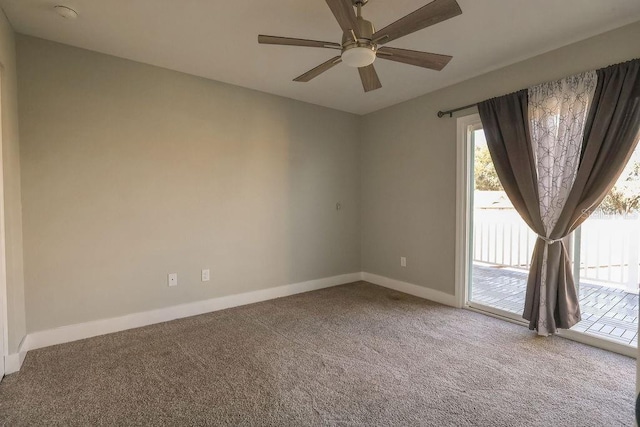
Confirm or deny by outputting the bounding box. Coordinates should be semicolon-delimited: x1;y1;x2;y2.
461;114;638;350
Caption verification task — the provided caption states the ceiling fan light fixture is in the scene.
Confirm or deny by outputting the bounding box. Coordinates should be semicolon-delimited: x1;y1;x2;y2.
341;46;376;68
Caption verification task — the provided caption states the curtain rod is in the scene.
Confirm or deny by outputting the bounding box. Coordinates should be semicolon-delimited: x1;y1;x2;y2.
437;102;478;118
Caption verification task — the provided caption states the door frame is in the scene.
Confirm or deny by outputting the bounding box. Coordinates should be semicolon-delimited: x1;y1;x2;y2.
454;113;480;309
0;65;7;378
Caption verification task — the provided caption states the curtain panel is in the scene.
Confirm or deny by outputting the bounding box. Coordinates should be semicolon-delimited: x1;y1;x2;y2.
478;59;640;335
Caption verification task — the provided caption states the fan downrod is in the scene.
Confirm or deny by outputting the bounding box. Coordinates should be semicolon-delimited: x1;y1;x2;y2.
343;0;375;45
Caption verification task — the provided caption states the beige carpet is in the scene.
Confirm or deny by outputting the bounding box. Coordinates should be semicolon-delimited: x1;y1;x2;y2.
0;281;635;426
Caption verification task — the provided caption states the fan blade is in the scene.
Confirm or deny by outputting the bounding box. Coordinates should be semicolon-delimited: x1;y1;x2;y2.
372;0;462;45
294;56;342;82
325;0;359;36
358;65;382;92
258;35;341;49
377;47;452;71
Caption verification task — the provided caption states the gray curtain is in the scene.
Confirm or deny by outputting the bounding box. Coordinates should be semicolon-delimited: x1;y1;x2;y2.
478;59;640;334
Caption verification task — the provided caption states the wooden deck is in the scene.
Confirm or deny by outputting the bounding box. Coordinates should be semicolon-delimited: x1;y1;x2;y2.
472;264;638;346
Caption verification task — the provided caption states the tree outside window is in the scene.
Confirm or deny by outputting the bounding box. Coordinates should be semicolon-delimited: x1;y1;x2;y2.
474;144;640;216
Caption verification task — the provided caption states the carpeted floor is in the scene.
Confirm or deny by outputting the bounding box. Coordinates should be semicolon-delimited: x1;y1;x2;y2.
0;281;635;426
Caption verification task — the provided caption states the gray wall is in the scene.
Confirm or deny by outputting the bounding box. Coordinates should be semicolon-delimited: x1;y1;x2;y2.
0;12;25;354
360;21;640;295
17;36;361;333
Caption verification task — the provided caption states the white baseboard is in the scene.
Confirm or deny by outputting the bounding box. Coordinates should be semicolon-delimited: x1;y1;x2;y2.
23;272;362;354
11;271;456;374
362;272;458;307
4;337;28;374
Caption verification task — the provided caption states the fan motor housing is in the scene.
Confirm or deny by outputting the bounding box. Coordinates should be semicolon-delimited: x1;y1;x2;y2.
341;17;375;47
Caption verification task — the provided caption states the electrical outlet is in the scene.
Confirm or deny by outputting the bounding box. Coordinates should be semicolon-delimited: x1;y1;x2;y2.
201;269;210;282
168;273;178;287
400;257;407;267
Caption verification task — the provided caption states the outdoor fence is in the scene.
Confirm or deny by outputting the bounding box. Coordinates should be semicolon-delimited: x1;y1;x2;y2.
473;208;640;292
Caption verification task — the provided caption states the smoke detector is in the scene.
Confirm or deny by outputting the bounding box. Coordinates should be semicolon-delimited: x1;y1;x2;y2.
54;5;78;19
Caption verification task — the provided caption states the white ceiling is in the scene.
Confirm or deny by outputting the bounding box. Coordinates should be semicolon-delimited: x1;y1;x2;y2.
2;0;640;115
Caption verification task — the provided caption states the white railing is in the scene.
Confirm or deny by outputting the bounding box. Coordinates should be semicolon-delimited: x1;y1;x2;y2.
473;209;536;270
473;208;640;292
578;214;640;289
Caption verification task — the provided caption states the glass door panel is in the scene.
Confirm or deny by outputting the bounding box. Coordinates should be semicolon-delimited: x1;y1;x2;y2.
570;143;640;347
468;126;533;319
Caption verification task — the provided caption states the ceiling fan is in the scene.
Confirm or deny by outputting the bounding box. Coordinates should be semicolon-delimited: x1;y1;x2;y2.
258;0;462;92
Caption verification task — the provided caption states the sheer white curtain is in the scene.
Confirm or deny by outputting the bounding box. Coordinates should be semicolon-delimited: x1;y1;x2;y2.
527;71;597;335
